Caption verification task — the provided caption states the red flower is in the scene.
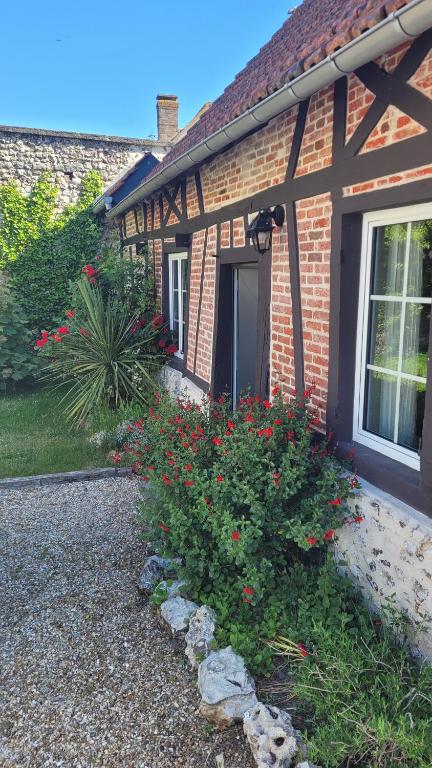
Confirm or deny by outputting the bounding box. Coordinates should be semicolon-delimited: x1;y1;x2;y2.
274;418;282;426
165;450;173;457
152;314;165;327
297;643;309;658
351;476;360;489
243;598;252;604
212;437;223;446
158;523;171;533
36;338;48;348
232;531;240;541
216;474;224;482
111;452;122;465
134;420;143;431
272;386;280;396
306;536;318;546
158;338;166;349
185;463;193;471
226;420;235;431
273;472;281;487
327;498;342;506
184;480;195;487
147;466;155;472
131;461;142;474
164;344;178;355
354;515;364;523
181;441;189;449
243;586;254;596
57;326;69;335
287;410;294;419
162;474;172;485
66;310;75;319
257;427;273;438
263;399;272;409
168;460;175;466
50;333;63;343
323;529;335;541
245;413;254;423
82;264;97;278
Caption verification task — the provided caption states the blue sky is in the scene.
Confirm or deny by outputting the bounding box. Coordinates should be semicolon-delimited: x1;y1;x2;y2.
0;1;295;139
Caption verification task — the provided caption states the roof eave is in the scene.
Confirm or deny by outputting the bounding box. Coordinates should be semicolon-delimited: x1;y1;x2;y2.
99;0;432;220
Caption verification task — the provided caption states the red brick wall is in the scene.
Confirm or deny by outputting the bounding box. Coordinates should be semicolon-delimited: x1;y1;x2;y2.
122;38;431;406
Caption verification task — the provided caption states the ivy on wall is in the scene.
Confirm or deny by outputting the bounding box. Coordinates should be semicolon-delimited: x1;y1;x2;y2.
0;171;104;331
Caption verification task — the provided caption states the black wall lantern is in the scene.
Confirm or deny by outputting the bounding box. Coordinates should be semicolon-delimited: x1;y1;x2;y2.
246;205;285;255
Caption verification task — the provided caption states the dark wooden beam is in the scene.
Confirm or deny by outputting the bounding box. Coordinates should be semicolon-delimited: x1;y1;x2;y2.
285;98;310;181
286;201;304;393
195;170;205;215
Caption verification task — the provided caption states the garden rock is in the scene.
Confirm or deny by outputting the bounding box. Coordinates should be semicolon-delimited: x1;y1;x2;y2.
243;703;299;767
185;605;216;669
198;646;258;727
137;555;181;594
295;763;321;768
160;596;198;635
156;579;186;599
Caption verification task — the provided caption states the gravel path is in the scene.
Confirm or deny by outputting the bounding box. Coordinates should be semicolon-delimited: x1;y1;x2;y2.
0;477;253;768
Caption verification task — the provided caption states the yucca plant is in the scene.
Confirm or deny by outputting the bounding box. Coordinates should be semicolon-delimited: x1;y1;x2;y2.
39;279;166;425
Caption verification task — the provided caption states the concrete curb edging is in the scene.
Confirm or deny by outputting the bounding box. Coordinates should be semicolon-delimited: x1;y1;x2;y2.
0;466;131;490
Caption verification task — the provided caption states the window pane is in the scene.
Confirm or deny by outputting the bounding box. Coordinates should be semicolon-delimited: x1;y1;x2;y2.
172;261;179;289
407;220;432;298
364;370;397;441
402;302;430;378
172;289;179;323
368;300;401;371
181;258;188;289
398;378;426;452
371;224;407;296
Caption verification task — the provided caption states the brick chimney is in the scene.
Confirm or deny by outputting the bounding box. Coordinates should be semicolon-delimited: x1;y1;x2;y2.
156;95;179;143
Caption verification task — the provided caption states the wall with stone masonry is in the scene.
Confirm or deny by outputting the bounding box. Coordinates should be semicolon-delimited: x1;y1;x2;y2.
0;125;170;209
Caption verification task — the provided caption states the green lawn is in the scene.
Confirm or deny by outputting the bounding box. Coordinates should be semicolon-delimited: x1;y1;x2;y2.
0;390;113;479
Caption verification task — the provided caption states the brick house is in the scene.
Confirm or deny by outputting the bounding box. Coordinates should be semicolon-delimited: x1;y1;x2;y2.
95;0;432;655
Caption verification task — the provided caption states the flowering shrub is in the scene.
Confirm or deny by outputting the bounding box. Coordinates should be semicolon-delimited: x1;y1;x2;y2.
0;274;40;391
128;387;359;672
37;279;176;425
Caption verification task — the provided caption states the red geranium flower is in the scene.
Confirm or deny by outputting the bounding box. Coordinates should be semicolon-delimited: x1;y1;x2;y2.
327;498;342;506
257;427;273;438
82;264;97;278
263;399;272;409
166;450;173;457
306;536;318;546
162;474;172;485
274;418;282;426
158;338;166;349
212;437;223;446
323;529;335;541
243;586;254;596
226;420;235;431
181;441;189;449
111;452;122;464
152;314;165;327
57;326;69;335
185;464;192;471
287;410;294;419
354;515;363;523
164;344;178;355
272;386;280;396
216;474;224;482
158;523;171;533
245;413;254;423
184;480;194;487
232;531;240;541
36;338;48;348
66;310;75;319
273;472;281;487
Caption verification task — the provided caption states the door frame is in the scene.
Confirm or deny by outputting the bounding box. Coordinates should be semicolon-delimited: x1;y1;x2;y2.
211;246;272;399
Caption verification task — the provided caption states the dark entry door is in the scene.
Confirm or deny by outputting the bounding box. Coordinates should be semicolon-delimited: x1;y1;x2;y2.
233;264;259;404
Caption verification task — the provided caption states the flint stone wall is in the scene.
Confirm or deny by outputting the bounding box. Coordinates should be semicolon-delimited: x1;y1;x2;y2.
0;125;170;209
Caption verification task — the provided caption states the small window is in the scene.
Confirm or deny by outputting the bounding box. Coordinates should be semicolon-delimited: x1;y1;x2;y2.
168;253;188;358
354;205;432;470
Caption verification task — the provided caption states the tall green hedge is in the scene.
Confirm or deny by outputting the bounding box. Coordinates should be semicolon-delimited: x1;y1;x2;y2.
0;171;103;332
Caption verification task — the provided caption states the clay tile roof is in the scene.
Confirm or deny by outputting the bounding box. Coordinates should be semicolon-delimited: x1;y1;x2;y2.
148;0;409;180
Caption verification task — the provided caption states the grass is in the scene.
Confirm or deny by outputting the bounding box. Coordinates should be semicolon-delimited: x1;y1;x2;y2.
0;389;116;478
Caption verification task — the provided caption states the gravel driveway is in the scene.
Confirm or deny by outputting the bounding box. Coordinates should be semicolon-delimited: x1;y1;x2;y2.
0;477;253;768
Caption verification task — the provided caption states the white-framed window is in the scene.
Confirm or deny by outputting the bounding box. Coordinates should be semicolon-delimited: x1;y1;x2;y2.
168;252;188;358
354;204;432;470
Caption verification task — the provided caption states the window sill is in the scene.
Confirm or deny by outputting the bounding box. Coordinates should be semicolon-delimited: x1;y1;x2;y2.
337;440;431;517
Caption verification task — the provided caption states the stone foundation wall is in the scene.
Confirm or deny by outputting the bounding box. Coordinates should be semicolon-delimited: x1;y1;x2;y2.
0;125;170;209
337;480;432;659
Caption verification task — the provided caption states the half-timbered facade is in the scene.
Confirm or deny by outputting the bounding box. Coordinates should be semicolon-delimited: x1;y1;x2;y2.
95;0;432;655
